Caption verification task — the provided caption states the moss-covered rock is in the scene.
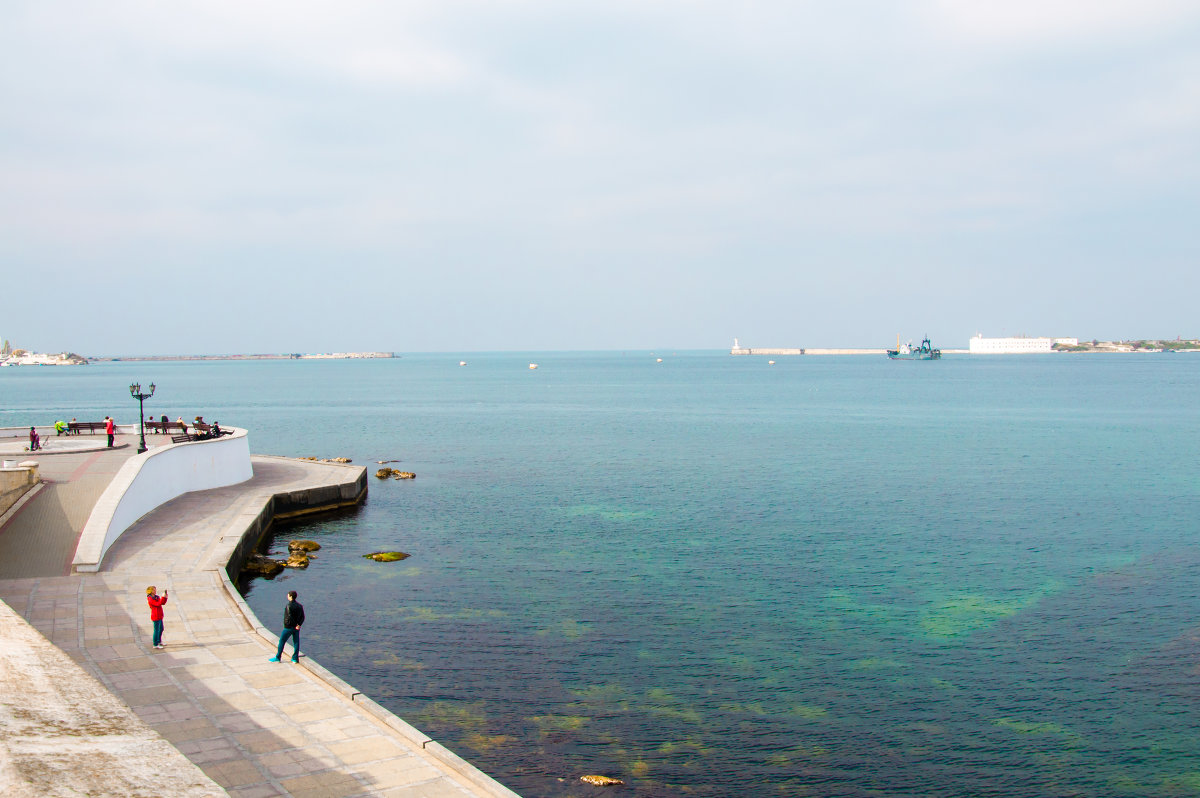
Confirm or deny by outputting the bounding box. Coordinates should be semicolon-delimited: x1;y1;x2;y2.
363;551;410;562
283;552;310;568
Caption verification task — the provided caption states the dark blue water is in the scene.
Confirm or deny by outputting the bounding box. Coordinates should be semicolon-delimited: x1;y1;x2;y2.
4;353;1200;796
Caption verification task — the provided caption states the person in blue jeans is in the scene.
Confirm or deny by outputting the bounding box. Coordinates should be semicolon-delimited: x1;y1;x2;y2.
270;590;304;662
146;586;168;649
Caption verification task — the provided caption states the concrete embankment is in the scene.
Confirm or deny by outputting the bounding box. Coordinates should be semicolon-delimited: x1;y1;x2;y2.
0;439;519;798
0;461;39;519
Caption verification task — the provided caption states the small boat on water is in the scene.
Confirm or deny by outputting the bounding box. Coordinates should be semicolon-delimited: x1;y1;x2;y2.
888;336;941;360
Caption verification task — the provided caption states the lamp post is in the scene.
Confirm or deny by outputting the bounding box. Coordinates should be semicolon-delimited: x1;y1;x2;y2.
130;382;156;454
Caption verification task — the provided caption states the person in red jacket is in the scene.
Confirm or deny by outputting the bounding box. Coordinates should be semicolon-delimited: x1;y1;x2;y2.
146;585;168;649
105;415;115;448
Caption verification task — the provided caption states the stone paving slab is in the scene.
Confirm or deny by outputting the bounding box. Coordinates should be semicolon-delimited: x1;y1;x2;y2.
0;453;518;798
0;597;226;797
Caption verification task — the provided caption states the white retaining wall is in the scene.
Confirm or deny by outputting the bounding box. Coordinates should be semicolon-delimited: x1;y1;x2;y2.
72;428;253;572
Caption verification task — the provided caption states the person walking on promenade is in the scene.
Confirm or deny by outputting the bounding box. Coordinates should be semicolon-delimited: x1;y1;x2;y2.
270;590;304;663
146;586;168;649
105;415;115;447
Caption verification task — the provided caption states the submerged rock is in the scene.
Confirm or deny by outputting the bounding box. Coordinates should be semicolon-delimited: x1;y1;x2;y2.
580;775;625;786
288;540;321;552
363;551;410;562
283;552;310;569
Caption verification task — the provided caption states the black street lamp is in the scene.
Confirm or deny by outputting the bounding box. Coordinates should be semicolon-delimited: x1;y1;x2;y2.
130;382;156;454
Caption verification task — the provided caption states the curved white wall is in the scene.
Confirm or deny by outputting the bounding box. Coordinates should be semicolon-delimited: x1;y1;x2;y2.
72;429;254;572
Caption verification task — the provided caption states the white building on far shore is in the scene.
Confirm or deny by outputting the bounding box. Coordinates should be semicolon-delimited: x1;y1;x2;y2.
1;351;85;366
969;334;1060;354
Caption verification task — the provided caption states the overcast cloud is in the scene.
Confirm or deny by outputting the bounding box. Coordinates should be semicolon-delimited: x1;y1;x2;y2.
3;1;1198;354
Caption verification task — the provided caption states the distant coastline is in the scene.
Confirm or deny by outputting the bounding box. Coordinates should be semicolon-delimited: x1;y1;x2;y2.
0;346;394;366
92;352;396;362
730;337;1200;356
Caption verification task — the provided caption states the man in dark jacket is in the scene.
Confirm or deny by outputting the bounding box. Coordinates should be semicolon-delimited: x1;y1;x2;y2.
270;590;305;663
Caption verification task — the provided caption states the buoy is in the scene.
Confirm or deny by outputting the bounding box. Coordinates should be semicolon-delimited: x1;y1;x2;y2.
768;360;775;365
656;358;663;363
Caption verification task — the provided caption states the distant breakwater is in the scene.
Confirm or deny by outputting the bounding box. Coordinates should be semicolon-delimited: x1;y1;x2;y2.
731;347;887;355
731;347;972;355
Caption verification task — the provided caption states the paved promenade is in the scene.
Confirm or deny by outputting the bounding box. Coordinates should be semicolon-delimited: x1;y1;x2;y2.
0;436;517;798
0;441;132;579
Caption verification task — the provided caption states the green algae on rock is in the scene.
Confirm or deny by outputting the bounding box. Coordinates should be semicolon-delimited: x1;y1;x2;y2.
363;551;410;562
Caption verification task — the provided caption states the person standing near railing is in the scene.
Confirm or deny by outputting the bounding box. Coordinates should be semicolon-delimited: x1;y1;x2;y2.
105;415;115;447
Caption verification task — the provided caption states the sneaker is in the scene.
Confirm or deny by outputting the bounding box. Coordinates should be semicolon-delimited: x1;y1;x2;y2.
154;644;164;649
269;656;280;662
291;659;299;663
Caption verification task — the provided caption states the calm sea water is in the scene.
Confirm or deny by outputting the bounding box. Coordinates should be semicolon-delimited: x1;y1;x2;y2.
4;353;1200;797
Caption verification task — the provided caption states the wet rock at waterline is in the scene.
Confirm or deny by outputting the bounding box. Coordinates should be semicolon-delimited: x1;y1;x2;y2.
288;540;321;552
375;468;416;480
580;775;625;786
363;551;410;562
243;554;284;577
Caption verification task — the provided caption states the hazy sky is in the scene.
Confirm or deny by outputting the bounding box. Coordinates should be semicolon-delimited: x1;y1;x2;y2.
3;1;1198;355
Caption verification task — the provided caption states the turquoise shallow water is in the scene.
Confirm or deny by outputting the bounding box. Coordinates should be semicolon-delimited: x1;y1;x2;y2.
4;353;1200;796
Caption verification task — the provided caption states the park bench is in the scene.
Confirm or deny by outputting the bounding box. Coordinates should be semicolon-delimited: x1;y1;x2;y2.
171;433;194;444
68;421;106;435
146;421;189;435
